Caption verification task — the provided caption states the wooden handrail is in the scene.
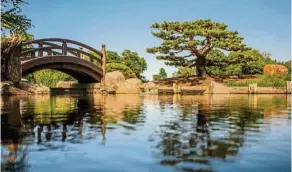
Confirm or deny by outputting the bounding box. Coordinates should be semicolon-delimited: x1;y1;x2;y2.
38;43;43;57
22;38;103;57
62;41;67;55
41;41;78;56
22;47;102;64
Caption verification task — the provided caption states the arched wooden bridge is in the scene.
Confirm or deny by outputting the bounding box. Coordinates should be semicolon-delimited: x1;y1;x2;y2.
21;38;106;83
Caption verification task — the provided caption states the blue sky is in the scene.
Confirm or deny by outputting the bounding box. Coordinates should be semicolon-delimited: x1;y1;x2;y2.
23;0;291;79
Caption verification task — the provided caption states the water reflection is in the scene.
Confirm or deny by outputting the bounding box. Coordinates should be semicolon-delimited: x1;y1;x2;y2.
149;95;290;171
0;94;290;172
1;95;146;171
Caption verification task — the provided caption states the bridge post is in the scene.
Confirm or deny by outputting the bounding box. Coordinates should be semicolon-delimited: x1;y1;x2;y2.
38;42;43;57
62;40;67;55
78;46;83;59
31;52;35;58
101;44;106;81
47;50;52;56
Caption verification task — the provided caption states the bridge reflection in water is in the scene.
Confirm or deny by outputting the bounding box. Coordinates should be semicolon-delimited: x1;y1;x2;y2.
0;94;290;172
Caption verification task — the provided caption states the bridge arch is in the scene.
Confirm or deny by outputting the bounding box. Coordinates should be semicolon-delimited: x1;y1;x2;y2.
21;38;106;83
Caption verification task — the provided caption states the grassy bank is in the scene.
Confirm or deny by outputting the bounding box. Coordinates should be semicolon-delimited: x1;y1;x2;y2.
226;75;291;87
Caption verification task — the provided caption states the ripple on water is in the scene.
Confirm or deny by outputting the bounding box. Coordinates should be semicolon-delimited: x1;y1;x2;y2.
0;94;290;172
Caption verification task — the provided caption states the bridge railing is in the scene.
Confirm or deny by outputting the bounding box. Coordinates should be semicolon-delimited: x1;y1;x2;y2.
21;38;106;76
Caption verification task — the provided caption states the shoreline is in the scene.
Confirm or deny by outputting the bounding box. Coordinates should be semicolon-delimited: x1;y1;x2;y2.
1;84;291;96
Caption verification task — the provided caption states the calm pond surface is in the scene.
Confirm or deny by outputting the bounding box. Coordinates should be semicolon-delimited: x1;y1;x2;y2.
1;94;291;172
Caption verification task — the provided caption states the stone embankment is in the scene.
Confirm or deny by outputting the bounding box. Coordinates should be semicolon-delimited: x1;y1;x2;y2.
3;71;290;95
1;81;50;95
56;71;292;95
56;71;159;94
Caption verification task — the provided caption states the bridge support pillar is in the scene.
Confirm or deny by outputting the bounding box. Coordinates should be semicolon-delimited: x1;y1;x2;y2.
101;44;107;83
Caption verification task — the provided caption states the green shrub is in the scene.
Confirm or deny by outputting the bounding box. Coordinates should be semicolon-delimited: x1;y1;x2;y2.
106;63;136;79
172;67;196;77
153;68;167;80
226;75;290;87
24;69;75;87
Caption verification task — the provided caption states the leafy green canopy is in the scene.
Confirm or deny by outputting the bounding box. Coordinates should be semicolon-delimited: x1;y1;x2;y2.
153;68;167;80
206;49;280;76
107;50;122;63
1;0;33;38
106;49;147;80
227;50;265;75
106;63;136;79
87;49;147;80
173;67;196;77
122;50;147;80
206;49;265;75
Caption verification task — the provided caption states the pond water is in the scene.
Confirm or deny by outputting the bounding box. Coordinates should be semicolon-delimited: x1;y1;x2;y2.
1;94;291;172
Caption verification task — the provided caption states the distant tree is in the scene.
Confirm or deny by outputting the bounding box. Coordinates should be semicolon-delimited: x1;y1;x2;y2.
160;68;167;78
106;63;136;79
1;0;33;38
84;50;122;66
107;50;122;63
121;49;147;80
261;52;276;64
206;49;266;76
147;19;249;77
84;50;101;66
84;49;147;80
173;67;196;77
228;50;265;75
153;68;167;80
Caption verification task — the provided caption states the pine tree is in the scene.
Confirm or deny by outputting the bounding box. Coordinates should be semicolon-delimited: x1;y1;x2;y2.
147;19;249;77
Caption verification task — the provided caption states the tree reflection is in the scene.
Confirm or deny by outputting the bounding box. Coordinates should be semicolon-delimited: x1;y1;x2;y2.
151;94;290;172
1;96;29;172
1;94;289;172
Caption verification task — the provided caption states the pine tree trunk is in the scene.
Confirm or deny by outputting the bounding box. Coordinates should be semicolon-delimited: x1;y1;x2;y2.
196;56;207;77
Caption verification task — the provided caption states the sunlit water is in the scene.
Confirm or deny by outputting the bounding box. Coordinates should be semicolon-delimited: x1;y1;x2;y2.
1;94;291;172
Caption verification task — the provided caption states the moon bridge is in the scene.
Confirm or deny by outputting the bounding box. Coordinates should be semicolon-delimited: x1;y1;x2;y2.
21;38;106;83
